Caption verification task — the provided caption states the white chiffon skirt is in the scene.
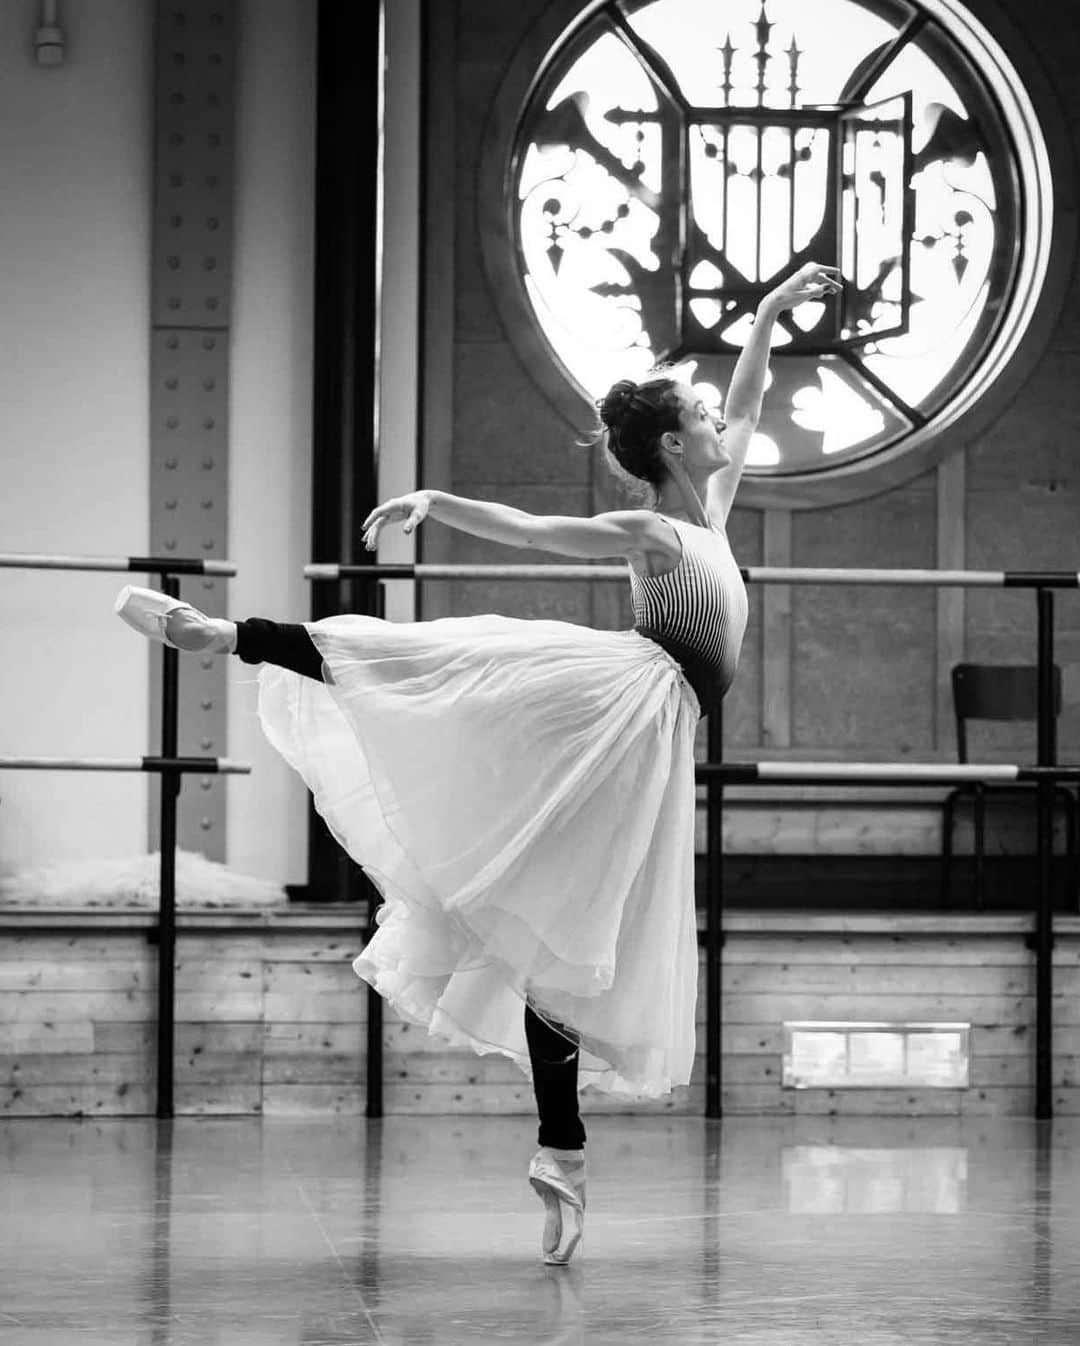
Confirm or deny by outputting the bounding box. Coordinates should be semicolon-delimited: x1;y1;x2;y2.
255;612;701;1099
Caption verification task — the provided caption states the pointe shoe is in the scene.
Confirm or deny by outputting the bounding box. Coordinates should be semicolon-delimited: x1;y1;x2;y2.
528;1148;585;1266
114;585;233;653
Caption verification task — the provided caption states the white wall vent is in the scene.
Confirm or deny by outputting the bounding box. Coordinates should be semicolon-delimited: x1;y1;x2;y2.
783;1022;970;1089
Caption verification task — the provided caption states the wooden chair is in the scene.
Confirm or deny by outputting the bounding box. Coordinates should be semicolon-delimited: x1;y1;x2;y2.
941;663;1077;908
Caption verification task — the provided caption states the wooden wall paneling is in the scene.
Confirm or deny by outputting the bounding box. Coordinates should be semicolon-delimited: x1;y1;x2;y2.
261;1084;365;1116
259;932;367;1115
8;917;1080;1116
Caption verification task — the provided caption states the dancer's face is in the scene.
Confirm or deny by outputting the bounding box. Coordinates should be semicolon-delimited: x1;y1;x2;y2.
669;383;729;472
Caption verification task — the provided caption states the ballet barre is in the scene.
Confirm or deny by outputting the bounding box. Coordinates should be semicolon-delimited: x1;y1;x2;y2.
696;762;1080;785
306;562;1080;587
0;756;250;773
0;552;236;575
2;551;239;1118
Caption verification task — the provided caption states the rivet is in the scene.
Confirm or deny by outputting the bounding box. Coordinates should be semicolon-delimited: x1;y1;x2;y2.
200;655;213;668
166;416;179;429
165;539;178;551
165;377;178;390
202;580;215;592
202;378;215;391
201;737;213;750
165;499;177;510
203;257;217;271
170;214;183;228
205;176;219;189
165;457;178;470
205;298;219;311
202;337;216;351
200;777;212;791
204;417;215;430
167;297;181;310
201;698;213;710
202;457;214;470
166;257;180;270
201;498;213;510
206;216;220;230
165;335;179;350
200;819;212;831
202;539;215;551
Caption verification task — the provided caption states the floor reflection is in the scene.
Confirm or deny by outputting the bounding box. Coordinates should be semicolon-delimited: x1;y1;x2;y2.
782;1143;968;1213
1;1113;1079;1344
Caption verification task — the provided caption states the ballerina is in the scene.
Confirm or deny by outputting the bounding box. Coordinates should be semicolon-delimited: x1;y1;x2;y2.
116;262;842;1264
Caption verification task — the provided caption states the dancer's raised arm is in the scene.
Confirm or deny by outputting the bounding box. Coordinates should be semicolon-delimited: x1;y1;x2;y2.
708;262;841;524
362;491;679;563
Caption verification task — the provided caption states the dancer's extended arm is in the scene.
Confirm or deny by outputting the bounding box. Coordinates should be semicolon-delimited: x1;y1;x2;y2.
362;492;678;562
707;262;842;525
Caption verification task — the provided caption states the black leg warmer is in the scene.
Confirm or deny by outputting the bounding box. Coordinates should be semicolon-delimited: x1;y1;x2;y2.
234;618;324;682
525;1003;586;1150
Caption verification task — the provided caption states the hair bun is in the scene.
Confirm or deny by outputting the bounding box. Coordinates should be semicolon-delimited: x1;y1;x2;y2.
598;379;637;431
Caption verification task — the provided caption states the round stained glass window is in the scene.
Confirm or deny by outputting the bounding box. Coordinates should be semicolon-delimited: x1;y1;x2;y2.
496;0;1059;500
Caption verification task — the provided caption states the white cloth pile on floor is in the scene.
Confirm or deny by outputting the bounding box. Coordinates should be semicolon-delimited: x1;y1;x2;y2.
0;850;287;908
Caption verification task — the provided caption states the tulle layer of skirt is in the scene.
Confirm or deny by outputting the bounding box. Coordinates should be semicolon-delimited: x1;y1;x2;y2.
255;613;701;1099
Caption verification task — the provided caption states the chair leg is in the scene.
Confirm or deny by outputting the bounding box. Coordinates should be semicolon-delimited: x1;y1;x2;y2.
1069;794;1079;913
941;792;957;907
973;785;985;911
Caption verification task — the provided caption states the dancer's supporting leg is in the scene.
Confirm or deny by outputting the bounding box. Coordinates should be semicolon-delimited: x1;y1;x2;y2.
525;1005;585;1150
525;1004;587;1264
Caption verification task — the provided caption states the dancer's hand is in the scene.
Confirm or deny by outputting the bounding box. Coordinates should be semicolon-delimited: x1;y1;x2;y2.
766;262;842;313
362;490;434;550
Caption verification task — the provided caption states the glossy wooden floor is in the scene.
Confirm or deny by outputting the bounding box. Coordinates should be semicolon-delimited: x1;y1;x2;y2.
3;1112;1080;1344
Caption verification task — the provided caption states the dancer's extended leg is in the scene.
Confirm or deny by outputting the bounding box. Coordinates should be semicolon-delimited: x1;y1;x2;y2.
233;618;323;681
525;1004;586;1264
115;587;325;682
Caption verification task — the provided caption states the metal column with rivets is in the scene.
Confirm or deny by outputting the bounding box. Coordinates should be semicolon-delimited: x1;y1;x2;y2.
148;1;236;860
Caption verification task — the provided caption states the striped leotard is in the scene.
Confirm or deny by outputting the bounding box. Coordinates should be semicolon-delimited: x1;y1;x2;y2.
628;515;748;712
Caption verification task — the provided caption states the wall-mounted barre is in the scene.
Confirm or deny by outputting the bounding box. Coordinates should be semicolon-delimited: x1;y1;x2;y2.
0;552;237;575
696;762;1080;785
305;562;1080;588
0;756;250;774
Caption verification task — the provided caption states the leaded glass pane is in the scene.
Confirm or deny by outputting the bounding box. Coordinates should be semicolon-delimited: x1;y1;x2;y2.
511;0;1049;482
